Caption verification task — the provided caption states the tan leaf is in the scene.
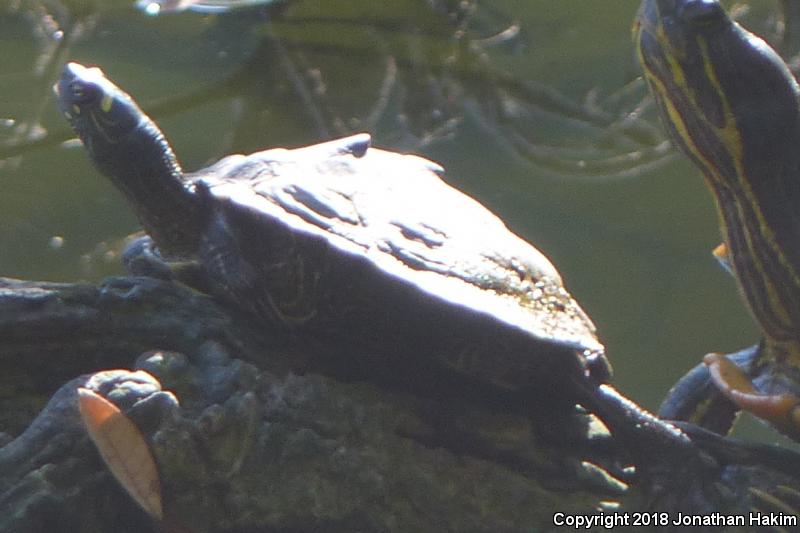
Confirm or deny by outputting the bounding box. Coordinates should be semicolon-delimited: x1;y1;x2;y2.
77;387;164;521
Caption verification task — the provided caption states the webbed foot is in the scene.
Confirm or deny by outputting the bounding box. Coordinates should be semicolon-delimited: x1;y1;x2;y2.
658;346;759;435
122;234;211;293
661;344;800;442
122;234;175;280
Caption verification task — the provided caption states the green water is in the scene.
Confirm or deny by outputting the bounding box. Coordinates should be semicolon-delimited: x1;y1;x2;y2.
0;0;792;444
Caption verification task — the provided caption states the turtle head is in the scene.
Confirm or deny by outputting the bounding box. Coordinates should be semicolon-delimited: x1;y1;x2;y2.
55;63;182;182
55;63;200;258
635;0;800;189
636;0;800;344
56;63;143;154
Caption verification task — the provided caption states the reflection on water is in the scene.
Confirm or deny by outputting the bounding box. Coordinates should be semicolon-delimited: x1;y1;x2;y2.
0;0;796;446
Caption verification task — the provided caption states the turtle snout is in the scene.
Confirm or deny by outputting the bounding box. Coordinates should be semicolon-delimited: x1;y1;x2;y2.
55;63;106;117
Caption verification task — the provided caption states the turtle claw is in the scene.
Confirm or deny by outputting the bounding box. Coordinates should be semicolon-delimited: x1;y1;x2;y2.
711;242;735;276
705;353;800;440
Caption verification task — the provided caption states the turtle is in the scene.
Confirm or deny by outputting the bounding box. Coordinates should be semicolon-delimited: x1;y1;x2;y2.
54;62;612;405
635;0;800;441
54;60;800;516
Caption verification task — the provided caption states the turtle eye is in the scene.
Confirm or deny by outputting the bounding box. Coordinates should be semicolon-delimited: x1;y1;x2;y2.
69;80;99;104
678;0;725;27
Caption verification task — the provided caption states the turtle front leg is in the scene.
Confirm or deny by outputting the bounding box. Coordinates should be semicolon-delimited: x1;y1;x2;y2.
661;344;800;441
122;234;210;293
122;234;175;281
658;345;760;435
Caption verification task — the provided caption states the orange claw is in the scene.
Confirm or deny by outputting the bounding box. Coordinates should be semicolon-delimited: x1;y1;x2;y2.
711;242;734;275
711;242;728;261
704;353;800;439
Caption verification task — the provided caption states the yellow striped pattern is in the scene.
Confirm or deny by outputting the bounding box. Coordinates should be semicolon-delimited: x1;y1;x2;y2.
636;14;800;364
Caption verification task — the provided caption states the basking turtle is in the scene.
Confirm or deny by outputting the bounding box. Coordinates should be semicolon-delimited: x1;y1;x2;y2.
55;62;611;402
55;60;800;516
636;0;800;440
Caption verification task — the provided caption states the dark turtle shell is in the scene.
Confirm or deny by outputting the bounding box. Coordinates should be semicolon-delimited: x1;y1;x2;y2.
56;62;610;398
190;134;610;390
